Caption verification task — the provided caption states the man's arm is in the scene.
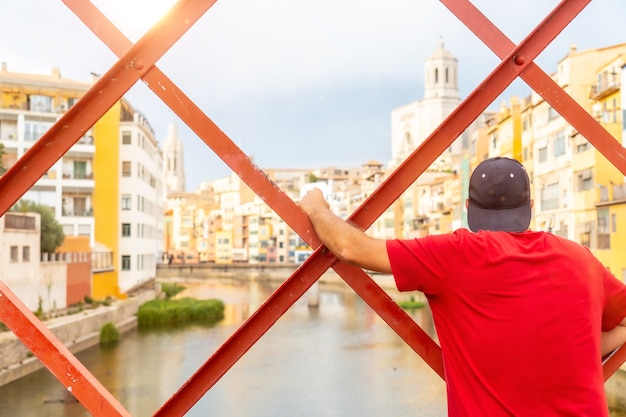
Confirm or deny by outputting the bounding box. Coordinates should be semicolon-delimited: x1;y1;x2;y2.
602;316;626;357
299;188;391;274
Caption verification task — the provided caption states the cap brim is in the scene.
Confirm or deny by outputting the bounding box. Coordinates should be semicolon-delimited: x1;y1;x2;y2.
467;202;531;233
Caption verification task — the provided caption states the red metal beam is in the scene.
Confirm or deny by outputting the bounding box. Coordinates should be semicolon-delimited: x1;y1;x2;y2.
152;0;586;412
61;5;446;415
2;1;616;416
0;0;215;414
603;344;626;381
154;252;445;416
440;0;626;176
0;282;131;416
63;0;592;413
0;0;215;216
345;0;586;230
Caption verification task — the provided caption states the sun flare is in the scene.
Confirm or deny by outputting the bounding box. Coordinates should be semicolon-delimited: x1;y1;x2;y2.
92;0;178;40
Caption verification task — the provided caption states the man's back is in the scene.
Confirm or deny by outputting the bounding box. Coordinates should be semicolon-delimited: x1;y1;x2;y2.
387;229;625;416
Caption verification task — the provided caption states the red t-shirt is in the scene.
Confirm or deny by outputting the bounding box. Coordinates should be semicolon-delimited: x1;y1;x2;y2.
387;229;626;417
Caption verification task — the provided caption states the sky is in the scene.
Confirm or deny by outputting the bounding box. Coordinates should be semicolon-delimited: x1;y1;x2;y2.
2;0;626;191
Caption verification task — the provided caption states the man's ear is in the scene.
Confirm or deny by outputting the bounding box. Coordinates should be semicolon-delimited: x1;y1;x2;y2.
465;199;469;209
530;199;534;209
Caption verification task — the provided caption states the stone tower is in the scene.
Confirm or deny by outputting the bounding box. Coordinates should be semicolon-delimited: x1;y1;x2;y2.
163;123;186;194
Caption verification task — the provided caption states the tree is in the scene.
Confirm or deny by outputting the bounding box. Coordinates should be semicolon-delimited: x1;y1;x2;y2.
12;200;65;253
0;143;6;175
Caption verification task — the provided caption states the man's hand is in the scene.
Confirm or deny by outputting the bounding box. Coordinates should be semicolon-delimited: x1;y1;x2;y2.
602;317;626;358
299;187;391;274
299;188;329;217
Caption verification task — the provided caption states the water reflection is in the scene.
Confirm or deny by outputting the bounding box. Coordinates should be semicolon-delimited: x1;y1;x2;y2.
0;278;624;416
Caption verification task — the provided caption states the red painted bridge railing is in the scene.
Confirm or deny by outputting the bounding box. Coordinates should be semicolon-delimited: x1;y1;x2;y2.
0;1;624;415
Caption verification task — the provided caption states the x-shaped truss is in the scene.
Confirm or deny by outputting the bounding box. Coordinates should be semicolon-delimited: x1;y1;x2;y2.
0;0;624;415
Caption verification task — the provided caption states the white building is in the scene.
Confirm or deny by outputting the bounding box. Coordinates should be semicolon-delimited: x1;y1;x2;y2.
0;66;96;245
117;107;165;292
390;41;462;169
0;212;67;312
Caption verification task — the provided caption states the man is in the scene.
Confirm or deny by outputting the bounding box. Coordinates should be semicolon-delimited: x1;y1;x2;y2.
300;157;626;416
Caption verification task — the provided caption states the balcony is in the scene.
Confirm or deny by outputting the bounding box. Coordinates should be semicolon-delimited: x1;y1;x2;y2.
589;80;620;101
62;171;93;180
595;183;626;207
62;208;93;217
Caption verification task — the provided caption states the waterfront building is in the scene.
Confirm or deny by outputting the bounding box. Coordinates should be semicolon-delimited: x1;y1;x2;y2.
587;52;626;278
519;96;536;231
165;189;217;263
0;64;165;299
0;212;91;313
389;42;485;237
531;44;626;247
0;64;95;244
103;100;165;295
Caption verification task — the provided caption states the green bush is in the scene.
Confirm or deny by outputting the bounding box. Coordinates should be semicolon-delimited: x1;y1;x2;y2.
137;297;224;328
160;282;186;299
398;296;426;311
100;322;120;345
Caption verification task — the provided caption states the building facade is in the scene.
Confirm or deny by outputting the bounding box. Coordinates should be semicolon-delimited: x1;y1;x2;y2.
0;64;165;299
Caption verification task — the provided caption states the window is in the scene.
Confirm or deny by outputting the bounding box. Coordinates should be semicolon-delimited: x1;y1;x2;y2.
522;117;528;131
540;183;559;211
122;223;131;237
597;208;610;249
121;255;131;271
74;197;87;215
122;131;132;145
63;224;74;235
122;161;131;177
78;224;91;236
548;107;559;121
553;130;566;157
578;221;593;248
22;246;30;262
74;160;88;179
10;246;18;262
538;145;548;163
29;95;53;112
24;121;53;141
121;194;131;210
612;213;617;233
575;169;593;191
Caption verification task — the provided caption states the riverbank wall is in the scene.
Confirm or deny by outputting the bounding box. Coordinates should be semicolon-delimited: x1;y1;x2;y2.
0;289;156;387
156;263;400;291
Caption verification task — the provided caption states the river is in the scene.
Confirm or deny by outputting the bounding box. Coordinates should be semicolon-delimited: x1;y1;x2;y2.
0;277;624;416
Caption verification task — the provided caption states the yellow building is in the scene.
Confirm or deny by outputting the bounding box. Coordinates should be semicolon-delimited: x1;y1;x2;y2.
0;65;164;300
587;53;625;278
215;229;233;264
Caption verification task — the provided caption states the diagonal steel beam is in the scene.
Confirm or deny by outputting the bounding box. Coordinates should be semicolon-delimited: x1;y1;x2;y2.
0;0;216;215
604;345;626;381
440;0;626;178
60;4;446;415
344;0;588;232
0;281;131;416
440;0;626;378
154;251;444;416
152;0;585;412
18;0;590;415
0;0;216;415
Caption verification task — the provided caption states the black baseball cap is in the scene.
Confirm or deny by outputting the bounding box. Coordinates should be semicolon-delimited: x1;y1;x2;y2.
467;157;531;232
